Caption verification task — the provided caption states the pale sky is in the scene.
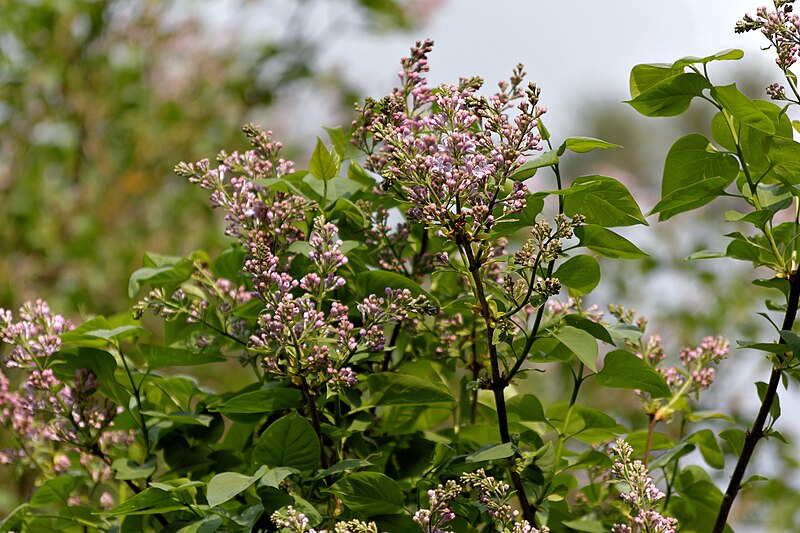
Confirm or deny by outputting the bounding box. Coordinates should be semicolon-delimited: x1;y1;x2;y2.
329;0;776;135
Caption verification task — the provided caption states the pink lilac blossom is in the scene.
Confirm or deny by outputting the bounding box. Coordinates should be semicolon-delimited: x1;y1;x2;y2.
610;440;677;533
246;219;431;388
271;506;379;533
412;469;548;533
0;301;128;482
354;40;545;242
737;1;800;71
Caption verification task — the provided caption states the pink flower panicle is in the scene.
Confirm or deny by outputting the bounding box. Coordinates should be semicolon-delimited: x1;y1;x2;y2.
412;469;548;533
353;40;545;242
245;218;435;387
736;1;800;93
0;301;129;481
610;440;677;533
271;506;380;533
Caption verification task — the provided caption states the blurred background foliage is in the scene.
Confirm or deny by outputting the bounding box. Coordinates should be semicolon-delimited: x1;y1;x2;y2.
0;0;436;315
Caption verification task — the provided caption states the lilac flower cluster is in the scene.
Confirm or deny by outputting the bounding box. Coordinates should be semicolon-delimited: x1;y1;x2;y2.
176;126;437;387
271;506;379;533
175;124;304;243
608;305;730;421
133;266;252;349
0;301;130;481
247;217;432;388
413;480;461;533
737;1;800;96
610;440;677;533
500;214;585;316
413;469;549;533
546;297;604;323
354;40;545;243
666;336;730;391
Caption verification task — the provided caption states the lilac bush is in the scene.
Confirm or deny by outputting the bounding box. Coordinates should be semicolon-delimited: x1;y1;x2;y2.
3;3;800;530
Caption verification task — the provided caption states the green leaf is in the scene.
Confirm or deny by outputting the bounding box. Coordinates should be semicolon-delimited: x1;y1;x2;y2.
756;381;781;421
506;393;547;423
780;329;800;359
672;49;744;68
210;247;246;281
105;488;182;516
687;429;724;469
558;137;621;155
0;503;27;533
651;177;730;221
465;442;516;462
252;412;320;471
140;411;213;427
207;466;269;508
323;126;349;158
356;270;437;304
259;467;300;489
313;459;372;480
29;476;83;508
596;350;671;397
128;259;194;298
561;175;647;227
62;324;149;345
766;136;800;184
561;519;608;533
305;175;362;202
328;472;404;517
553;325;598;372
73;347;129;406
554;255;600;296
627;72;711;117
607;323;644;343
490;193;545;238
139;344;225;369
654;134;739;220
176;515;222;533
308;138;340;181
720;428;746;456
575;225;648;259
365;372;454;406
113;458;157;481
564;315;614;344
326;197;368;229
711;84;775;135
348;161;377;189
212;387;302;414
508;150;558;181
629;63;684;98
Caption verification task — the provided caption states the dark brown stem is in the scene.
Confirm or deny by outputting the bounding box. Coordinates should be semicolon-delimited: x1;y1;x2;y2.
713;271;800;532
381;321;402;372
461;242;536;525
300;376;330;470
469;319;480;425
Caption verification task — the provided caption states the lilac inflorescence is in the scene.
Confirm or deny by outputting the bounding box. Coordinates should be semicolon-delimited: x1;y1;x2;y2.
737;1;800;94
610;440;677;533
271;506;380;533
0;301;132;480
354;40;545;242
412;469;548;533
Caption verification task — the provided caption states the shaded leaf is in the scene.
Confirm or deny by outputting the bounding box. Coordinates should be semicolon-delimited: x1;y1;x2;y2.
365;373;454;406
596;350;671;397
252;412;320;471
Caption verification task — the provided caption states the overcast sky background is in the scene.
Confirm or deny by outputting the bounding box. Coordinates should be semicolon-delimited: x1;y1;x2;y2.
331;0;776;136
